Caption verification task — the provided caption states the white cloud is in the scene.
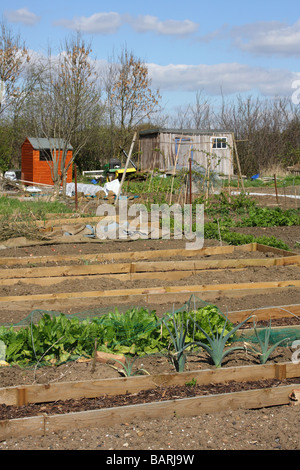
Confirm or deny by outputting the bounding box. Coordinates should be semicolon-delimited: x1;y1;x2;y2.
55;12;198;37
4;8;40;26
232;20;300;57
147;62;300;97
25;49;300;102
54;12;122;34
128;15;198;36
196;20;300;58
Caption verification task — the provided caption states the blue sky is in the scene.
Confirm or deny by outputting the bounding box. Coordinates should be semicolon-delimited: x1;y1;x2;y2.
2;0;300;112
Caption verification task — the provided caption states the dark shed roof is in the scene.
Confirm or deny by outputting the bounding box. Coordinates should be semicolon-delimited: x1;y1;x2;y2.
26;137;73;150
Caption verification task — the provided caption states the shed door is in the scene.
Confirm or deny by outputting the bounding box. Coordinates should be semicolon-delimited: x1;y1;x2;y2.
175;138;193;168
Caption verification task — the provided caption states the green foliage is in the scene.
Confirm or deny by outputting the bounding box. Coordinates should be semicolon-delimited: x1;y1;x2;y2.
236;207;300;227
197;192;256;218
0;125;14;171
94;307;162;356
223;175;300;188
0;304;291;369
204;193;299;228
127;175;182;196
185;377;197;387
0;314;94;365
0;304;237;368
0;308;164;366
204;222;290;250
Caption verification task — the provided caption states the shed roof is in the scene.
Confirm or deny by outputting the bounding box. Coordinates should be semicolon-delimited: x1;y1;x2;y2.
139;128;233;137
26;137;73;150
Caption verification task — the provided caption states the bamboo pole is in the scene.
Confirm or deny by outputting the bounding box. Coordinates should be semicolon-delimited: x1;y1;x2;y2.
274;174;279;205
169;138;182;205
74;164;78;211
232;133;245;192
115;132;137;205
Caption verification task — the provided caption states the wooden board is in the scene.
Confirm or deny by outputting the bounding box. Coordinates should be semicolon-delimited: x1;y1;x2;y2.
0;362;298;407
228;304;300;323
0;243;296;267
0;281;299;313
0;383;299;440
43;384;298;433
0;268;248;287
1;280;299;304
1;255;299;280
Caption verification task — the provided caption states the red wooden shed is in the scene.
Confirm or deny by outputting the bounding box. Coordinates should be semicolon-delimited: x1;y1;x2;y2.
21;137;73;186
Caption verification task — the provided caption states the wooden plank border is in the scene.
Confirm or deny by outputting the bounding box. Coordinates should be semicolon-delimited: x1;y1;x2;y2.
0;382;299;440
1;280;300;305
0;269;249;287
227;304;300;323
1;254;299;281
0;362;299;407
0;243;296;267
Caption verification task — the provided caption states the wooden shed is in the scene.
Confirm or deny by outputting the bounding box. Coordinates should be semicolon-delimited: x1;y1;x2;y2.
139;128;234;176
21;137;73;186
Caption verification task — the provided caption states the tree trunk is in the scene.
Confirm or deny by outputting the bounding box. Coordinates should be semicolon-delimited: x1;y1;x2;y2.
53;177;61;199
62;170;67;197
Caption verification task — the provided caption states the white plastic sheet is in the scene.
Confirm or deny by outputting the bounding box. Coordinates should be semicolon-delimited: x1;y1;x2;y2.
103;178;120;196
66;179;120;197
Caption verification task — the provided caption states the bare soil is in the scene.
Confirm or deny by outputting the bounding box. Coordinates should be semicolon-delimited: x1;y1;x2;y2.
0;219;300;450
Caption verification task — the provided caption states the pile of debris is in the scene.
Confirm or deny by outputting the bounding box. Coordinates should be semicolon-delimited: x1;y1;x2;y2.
0;175;23;193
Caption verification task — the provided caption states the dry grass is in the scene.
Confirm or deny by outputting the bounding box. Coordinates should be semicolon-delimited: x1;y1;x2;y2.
260;163;289;178
0;218;48;241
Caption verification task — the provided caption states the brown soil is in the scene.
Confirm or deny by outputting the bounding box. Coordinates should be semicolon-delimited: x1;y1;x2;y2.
0;224;300;450
0;344;295;388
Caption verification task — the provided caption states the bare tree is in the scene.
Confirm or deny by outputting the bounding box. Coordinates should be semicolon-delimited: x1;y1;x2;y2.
216;94;300;175
168;90;213;130
104;47;161;151
0;19;31;117
30;33;102;196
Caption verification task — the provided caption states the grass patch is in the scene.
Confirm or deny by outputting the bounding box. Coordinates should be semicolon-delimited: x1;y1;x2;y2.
0;196;73;220
223;174;300;188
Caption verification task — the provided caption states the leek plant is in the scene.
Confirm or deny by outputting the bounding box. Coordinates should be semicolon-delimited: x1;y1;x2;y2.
108;356;150;377
190;315;253;368
245;320;289;364
162;314;190;372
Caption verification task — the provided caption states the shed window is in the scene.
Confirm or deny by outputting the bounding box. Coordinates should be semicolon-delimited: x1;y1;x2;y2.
211;137;227;149
39;149;52;161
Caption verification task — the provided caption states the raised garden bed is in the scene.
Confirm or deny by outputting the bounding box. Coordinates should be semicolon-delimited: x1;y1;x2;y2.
0;238;299;449
1;360;299;440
